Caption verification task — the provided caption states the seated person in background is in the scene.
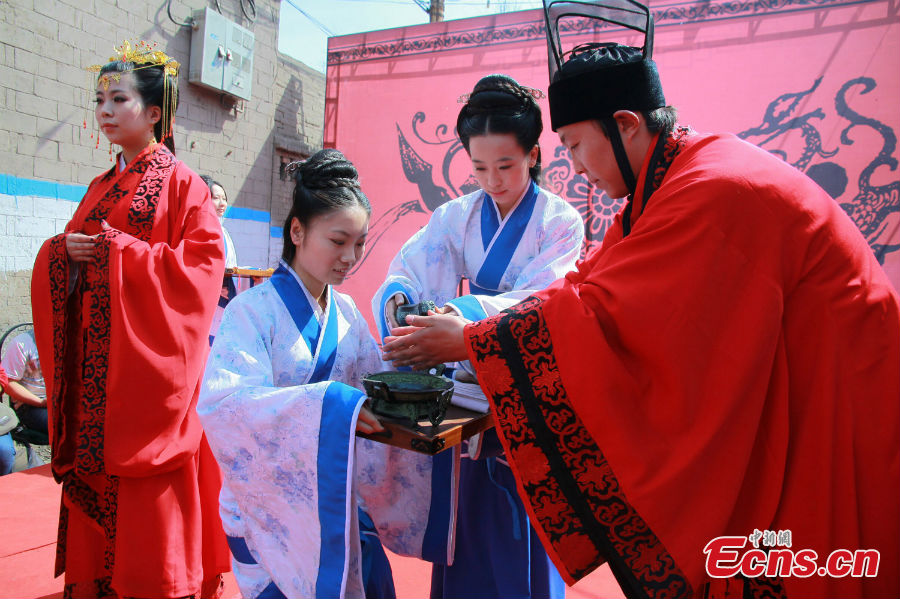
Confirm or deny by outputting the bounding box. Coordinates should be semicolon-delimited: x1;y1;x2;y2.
0;365;16;475
0;330;48;436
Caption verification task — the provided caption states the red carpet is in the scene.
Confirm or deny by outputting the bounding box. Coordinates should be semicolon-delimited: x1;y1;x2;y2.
0;465;623;598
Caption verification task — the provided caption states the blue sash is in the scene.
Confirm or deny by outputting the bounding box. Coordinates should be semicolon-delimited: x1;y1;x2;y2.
316;382;367;598
471;181;538;295
270;263;338;383
467;188;542;545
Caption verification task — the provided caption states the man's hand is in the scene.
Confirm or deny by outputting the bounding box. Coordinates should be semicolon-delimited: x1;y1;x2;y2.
382;312;469;369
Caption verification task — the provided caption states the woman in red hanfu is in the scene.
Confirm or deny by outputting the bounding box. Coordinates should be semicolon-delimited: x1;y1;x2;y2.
31;41;231;598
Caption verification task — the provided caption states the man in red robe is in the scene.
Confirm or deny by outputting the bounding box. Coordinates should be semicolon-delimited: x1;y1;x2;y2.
382;2;899;597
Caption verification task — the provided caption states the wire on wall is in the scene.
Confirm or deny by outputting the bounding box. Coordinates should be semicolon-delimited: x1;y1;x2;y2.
241;0;257;22
166;0;194;26
212;0;257;23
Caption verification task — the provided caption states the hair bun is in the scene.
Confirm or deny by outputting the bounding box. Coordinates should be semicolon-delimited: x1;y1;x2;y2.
466;89;523;113
290;148;361;190
280;147;371;265
463;73;541;115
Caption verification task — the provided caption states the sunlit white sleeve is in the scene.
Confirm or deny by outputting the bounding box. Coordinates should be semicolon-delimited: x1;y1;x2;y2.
371;200;470;340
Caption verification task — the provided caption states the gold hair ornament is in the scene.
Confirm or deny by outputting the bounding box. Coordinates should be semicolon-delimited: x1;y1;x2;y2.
87;40;180;87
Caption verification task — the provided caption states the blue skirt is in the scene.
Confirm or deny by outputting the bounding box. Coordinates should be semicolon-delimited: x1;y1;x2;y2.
430;444;565;599
360;509;396;599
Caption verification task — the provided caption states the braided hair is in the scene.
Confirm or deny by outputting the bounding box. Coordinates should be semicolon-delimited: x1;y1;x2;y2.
281;148;371;262
456;74;544;182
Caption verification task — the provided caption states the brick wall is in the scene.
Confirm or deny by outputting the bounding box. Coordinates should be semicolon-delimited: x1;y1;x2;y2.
0;0;324;335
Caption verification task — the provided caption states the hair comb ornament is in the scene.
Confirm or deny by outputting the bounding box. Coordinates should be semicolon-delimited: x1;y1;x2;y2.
283;160;305;177
456;85;546;104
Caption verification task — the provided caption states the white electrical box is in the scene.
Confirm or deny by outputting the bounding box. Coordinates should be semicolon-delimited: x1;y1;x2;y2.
188;7;254;101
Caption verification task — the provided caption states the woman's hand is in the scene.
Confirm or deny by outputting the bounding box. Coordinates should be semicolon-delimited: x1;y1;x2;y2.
356;405;385;434
384;293;406;329
382;312;469;369
65;232;98;263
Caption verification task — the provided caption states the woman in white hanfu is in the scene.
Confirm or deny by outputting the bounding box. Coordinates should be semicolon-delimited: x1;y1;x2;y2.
372;75;584;599
199;149;456;599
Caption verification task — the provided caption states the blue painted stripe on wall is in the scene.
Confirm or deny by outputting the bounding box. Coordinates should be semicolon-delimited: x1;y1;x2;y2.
1;174;278;227
270;226;282;238
224;205;270;222
0;174;87;202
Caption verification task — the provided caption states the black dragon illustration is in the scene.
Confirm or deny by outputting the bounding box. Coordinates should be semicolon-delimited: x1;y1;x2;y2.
740;76;899;264
351;75;898;275
834;77;900;262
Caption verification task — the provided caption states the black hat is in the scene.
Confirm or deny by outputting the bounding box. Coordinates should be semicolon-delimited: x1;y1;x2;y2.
543;0;666;131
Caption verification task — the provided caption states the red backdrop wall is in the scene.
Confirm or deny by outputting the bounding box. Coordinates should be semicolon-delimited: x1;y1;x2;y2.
326;0;900;333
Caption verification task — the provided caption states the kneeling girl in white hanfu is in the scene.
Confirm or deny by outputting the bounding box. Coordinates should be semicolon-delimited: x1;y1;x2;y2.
199;149;456;599
373;75;584;599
